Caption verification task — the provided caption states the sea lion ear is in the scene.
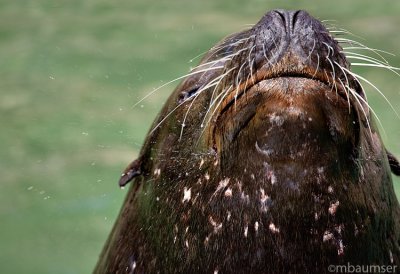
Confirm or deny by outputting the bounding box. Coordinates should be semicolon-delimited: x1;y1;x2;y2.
119;158;142;187
386;150;400;176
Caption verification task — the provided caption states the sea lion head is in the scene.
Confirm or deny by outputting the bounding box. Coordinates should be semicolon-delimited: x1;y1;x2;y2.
102;9;400;273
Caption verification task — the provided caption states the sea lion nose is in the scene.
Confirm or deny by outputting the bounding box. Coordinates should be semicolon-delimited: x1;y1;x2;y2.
272;9;307;34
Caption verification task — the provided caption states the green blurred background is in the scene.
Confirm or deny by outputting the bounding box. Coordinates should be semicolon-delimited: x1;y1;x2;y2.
1;0;399;273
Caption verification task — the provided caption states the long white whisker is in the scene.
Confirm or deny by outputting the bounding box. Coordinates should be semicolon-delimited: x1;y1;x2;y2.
346;86;373;136
200;67;238;127
343;46;394;64
312;54;320;78
335;37;392;65
200;84;234;129
337;78;351;113
347;85;387;138
349;62;400;77
341;67;400;119
334;61;351;112
132;66;223;108
343;51;391;66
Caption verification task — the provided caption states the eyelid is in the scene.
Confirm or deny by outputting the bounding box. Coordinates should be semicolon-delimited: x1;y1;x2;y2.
178;87;200;103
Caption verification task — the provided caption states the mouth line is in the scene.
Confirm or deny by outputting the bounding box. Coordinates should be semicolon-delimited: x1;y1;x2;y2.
218;69;350;117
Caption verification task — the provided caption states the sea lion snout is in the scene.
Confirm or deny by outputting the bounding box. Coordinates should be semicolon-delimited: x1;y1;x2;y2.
258;9;308;35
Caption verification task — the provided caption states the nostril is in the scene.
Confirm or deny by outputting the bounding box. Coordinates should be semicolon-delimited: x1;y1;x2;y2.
292;10;302;32
274;10;287;25
272;9;305;34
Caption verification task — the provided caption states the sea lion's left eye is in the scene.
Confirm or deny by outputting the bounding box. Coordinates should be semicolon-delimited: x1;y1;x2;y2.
178;87;200;103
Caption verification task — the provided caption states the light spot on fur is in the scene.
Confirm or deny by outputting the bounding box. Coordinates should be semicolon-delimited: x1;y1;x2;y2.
287;106;303;117
337;239;344;256
211;178;230;200
264;162;277;184
270;173;277;185
389;250;393;264
269;223;280;233
224;187;232;197
244;225;249;237
199;158;204;169
327;186;333;193
182;187;191;203
154;168;161;177
209;216;223;233
269;113;284;126
205;173;210;180
255;221;259;232
227;211;231;221
323;231;333;242
328;201;340;215
255;142;274;156
216;178;230;192
260;188;270;212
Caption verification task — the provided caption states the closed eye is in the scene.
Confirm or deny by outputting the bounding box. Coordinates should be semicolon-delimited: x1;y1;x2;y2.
178;87;200;103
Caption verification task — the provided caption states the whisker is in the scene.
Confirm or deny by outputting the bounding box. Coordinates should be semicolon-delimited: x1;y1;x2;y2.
132;66;224;108
341;67;400;119
307;39;316;60
346;85;373;136
200;84;234;131
200;67;238;127
343;46;394;63
179;83;219;140
312;53;320;79
343;51;391;67
335;37;392;64
347;85;388;138
333;61;352;112
337;78;352;113
348;62;400;77
334;61;373;135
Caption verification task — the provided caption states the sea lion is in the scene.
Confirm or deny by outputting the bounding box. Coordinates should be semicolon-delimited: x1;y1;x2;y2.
95;9;400;273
